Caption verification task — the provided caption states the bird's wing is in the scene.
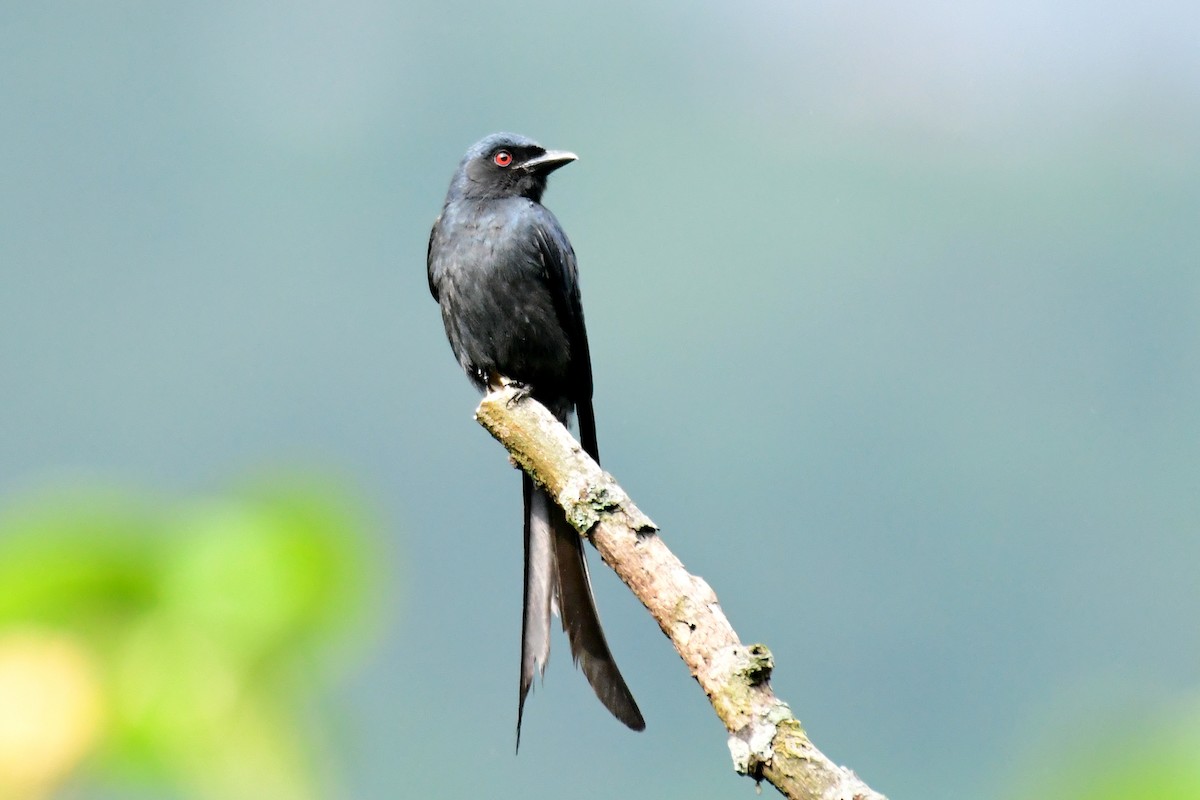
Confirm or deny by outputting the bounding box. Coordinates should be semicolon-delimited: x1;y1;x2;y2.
531;208;599;462
426;214;442;301
519;204;644;739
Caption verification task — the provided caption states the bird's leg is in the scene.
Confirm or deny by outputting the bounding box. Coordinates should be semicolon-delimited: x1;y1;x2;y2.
487;370;533;406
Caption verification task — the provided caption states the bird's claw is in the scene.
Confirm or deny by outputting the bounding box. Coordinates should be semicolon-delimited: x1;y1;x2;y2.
504;380;533;407
485;370;533;406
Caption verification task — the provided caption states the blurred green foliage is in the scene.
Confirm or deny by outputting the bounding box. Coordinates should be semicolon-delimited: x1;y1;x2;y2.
0;481;376;800
1010;700;1200;800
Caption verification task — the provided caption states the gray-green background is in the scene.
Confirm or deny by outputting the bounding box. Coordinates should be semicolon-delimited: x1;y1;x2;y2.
3;2;1198;798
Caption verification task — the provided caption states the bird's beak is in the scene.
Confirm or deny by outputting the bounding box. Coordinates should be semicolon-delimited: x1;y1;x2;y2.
521;149;578;174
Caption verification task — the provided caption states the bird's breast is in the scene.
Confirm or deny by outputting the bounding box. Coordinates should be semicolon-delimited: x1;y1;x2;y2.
431;202;572;396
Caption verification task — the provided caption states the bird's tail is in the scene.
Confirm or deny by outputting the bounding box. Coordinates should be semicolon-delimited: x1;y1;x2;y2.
518;474;644;748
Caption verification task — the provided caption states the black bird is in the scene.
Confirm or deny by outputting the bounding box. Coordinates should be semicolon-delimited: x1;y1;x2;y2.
427;133;644;744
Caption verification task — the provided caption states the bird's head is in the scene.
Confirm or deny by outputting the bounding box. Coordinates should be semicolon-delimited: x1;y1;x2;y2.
451;132;577;203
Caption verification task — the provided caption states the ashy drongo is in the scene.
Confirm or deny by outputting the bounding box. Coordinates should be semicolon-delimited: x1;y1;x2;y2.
427;133;644;745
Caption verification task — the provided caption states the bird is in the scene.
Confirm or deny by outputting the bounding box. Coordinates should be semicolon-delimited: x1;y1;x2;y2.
427;132;644;746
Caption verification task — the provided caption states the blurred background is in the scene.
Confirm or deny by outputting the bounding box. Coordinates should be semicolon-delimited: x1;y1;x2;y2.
2;2;1198;798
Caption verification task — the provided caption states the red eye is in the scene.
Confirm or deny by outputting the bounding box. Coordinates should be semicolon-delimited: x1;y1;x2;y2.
493;151;513;167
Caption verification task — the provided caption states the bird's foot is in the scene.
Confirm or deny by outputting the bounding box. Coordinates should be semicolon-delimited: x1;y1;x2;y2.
503;379;533;407
486;371;533;406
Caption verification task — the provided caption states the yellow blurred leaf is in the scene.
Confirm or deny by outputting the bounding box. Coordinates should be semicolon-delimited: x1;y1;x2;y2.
0;629;104;800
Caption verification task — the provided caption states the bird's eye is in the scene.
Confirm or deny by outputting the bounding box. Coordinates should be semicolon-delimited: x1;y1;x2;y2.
493;151;513;167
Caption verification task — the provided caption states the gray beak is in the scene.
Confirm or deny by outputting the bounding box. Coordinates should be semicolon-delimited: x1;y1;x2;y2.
521;149;578;174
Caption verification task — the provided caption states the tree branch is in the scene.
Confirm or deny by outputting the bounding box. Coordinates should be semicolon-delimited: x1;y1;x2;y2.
475;387;887;800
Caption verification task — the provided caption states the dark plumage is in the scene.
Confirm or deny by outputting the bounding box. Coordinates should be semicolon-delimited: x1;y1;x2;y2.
427;133;644;746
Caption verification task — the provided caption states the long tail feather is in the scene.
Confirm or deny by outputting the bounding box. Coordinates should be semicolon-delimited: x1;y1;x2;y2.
517;474;554;749
516;401;644;747
551;503;645;731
